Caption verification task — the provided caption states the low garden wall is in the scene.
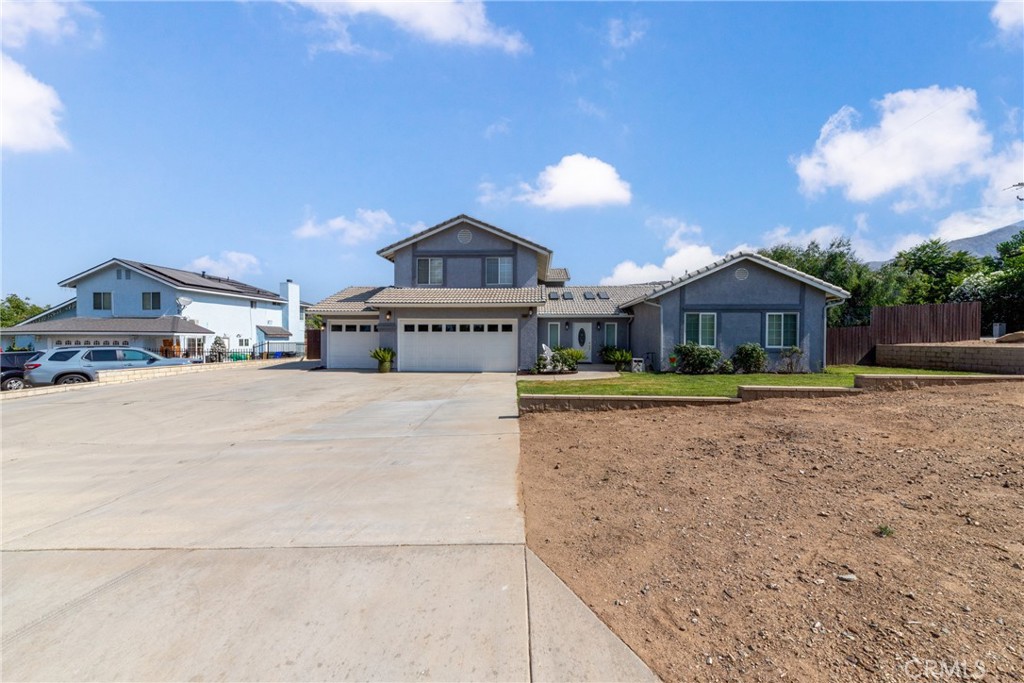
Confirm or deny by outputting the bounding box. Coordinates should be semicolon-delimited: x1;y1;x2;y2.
518;395;740;413
876;343;1024;374
737;386;863;401
854;374;1024;391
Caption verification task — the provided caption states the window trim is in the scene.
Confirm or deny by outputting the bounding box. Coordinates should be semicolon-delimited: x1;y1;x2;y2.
416;257;444;286
92;292;112;311
603;322;618;349
484;256;513;286
683;312;717;347
547;322;560;349
765;312;799;349
142;292;161;311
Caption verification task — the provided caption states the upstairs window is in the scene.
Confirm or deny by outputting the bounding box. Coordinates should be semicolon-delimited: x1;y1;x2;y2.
417;257;443;285
684;312;716;347
485;256;513;286
142;292;161;310
766;312;799;348
93;292;112;310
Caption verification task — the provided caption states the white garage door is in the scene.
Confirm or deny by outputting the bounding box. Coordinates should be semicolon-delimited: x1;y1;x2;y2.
327;321;379;369
398;319;517;372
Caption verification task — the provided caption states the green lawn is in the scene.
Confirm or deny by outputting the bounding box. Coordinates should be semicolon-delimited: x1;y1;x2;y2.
517;365;979;398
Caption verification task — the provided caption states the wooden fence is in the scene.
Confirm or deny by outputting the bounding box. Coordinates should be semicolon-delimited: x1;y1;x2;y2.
305;328;322;360
827;302;981;366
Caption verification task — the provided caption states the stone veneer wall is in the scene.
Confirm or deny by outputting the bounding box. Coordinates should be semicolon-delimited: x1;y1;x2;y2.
876;343;1024;374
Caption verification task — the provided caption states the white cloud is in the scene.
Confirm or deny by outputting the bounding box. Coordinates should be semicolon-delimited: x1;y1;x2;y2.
1;1;98;154
293;208;396;245
485;153;632;210
794;86;992;207
991;0;1024;40
607;17;647;50
1;1;94;49
601;218;721;285
483;117;510;139
0;53;68;152
188;252;262;280
762;223;846;247
577;97;606;119
934;140;1024;240
295;1;528;55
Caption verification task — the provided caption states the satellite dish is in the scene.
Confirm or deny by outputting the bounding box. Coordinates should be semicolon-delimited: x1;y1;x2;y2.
175;297;193;313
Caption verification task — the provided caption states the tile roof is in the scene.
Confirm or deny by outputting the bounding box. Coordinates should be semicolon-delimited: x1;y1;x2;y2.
307;286;387;314
7;316;214;335
256;325;292;338
367;286;547;306
543;267;571;283
539;284;665;317
376;214;553;260
622;252;852;307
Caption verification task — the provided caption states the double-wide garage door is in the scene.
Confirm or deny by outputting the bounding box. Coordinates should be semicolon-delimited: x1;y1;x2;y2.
399;319;517;372
327;321;378;369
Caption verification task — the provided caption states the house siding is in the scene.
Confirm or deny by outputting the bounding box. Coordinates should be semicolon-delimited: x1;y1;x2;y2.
537;317;628;357
640;261;828;371
76;267;179;318
629;302;663;371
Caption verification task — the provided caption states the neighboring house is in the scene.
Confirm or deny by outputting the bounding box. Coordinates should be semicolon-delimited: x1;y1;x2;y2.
8;259;306;358
310;214;850;372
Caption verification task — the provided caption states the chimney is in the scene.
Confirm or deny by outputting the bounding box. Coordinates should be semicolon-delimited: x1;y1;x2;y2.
280;280;301;342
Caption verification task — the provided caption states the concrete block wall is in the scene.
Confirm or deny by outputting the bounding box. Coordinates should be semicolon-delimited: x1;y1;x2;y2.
876;343;1024;374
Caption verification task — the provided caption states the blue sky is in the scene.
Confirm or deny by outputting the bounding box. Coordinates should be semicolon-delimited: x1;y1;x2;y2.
3;1;1022;307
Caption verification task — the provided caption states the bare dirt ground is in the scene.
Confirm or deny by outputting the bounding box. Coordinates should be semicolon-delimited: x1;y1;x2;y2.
520;383;1024;682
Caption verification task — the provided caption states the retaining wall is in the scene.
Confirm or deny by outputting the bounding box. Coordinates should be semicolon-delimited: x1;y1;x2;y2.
737;386;864;401
518;395;740;413
876;343;1024;374
854;374;1024;391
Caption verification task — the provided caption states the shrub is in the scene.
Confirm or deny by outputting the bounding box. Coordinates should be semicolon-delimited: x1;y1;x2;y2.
672;342;722;374
552;347;586;372
717;359;734;374
604;347;633;371
370;347;396;362
778;345;805;373
731;342;768;374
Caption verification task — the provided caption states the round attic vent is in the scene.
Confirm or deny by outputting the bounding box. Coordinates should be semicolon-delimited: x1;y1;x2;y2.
735;268;749;281
457;229;472;244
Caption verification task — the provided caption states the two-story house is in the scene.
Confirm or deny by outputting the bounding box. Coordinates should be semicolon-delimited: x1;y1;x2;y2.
11;259;305;358
310;214;850;372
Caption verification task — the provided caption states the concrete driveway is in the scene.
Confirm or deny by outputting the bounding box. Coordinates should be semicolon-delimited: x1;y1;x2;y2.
2;363;656;682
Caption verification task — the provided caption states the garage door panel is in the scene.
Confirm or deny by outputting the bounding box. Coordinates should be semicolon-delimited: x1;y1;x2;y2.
328;321;378;369
399;319;516;372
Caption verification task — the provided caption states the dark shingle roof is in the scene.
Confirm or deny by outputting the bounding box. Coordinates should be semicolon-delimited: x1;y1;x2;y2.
7;317;214;335
58;258;285;302
256;325;292;338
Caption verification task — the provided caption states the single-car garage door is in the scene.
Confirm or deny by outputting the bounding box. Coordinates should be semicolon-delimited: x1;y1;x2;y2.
327;321;379;369
398;319;517;372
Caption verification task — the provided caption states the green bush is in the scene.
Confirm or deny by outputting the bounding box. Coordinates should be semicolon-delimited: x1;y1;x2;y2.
731;342;768;373
552;347;586;372
778;346;805;373
717;359;735;374
672;342;722;374
604;347;633;371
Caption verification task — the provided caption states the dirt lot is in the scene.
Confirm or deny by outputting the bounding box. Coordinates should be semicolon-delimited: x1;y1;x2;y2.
520;383;1024;682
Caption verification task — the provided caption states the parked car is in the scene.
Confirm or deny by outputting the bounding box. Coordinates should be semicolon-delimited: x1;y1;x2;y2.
1;351;43;390
24;347;191;386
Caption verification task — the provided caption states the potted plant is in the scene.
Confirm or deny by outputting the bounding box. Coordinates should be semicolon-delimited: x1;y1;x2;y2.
370;347;396;373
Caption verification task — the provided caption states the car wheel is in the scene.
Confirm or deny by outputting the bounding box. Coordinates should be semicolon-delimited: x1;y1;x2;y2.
56;374;90;385
1;377;26;391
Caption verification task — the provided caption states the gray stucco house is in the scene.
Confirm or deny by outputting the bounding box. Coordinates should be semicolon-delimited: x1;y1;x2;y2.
310;214;849;372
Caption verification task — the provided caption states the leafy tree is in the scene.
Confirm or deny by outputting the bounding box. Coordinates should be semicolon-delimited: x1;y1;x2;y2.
758;238;900;326
1;294;48;328
884;239;981;304
950;229;1024;333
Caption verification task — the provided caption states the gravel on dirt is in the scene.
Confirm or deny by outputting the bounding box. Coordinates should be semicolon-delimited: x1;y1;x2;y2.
520;383;1024;682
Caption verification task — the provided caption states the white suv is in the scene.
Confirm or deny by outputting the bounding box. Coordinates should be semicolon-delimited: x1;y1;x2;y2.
24;347;191;386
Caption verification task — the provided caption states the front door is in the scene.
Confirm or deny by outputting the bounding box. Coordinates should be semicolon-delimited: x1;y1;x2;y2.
572;322;592;362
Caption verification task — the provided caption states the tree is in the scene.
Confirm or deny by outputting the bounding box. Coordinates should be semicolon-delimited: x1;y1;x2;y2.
1;294;48;328
951;229;1024;333
884;239;981;304
758;238;900;326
